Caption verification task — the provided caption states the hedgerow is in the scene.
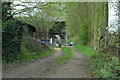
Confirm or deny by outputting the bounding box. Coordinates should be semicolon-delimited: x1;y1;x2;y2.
2;19;24;63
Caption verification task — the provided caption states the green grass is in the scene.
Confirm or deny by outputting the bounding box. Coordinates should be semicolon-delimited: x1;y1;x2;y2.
54;47;74;66
74;44;120;78
45;68;51;71
20;44;54;63
74;44;95;58
52;71;56;74
39;47;54;58
67;36;78;44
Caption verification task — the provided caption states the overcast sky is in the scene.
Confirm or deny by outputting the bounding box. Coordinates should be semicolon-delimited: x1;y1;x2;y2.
108;2;118;32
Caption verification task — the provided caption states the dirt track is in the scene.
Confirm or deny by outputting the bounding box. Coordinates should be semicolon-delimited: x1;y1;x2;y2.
2;48;90;78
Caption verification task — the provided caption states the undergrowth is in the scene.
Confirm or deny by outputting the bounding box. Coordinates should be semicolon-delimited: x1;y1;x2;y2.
88;53;120;78
20;43;54;62
54;47;74;66
75;44;120;78
75;44;95;58
20;36;54;63
67;36;78;44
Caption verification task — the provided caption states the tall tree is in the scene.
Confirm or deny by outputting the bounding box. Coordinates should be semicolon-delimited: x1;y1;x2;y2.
65;2;109;50
2;2;24;63
117;1;120;56
2;2;13;22
13;2;65;39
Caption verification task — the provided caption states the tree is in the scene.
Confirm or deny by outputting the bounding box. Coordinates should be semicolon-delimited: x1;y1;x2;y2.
117;1;120;56
2;2;24;63
13;2;65;39
2;2;13;22
65;2;108;50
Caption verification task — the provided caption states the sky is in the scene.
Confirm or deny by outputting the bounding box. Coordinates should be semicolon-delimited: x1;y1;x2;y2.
108;2;118;32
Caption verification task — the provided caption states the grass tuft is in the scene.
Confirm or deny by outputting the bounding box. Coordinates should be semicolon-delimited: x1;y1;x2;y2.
74;44;95;58
54;47;74;66
20;42;54;63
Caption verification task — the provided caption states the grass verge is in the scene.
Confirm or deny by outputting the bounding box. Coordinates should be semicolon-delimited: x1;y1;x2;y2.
39;47;54;59
54;47;74;66
74;44;120;78
74;44;95;58
20;44;54;63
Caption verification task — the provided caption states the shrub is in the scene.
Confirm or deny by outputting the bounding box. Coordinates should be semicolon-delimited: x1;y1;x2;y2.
75;45;120;78
20;43;36;62
2;19;23;63
22;36;45;54
20;36;54;62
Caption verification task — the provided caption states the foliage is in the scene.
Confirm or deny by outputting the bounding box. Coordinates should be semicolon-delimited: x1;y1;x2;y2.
2;19;24;63
49;22;65;38
65;2;88;45
20;36;54;62
67;36;78;44
2;2;13;23
65;2;108;49
54;47;73;66
20;43;35;62
39;47;54;59
78;24;88;45
14;2;65;39
22;36;52;54
0;20;1;43
22;36;44;53
0;3;2;45
88;53;120;78
75;44;120;78
2;2;25;63
74;44;95;58
45;68;51;72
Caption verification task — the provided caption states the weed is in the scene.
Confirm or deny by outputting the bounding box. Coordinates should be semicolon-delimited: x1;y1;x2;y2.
45;68;51;71
74;44;120;78
88;53;120;78
52;71;56;74
20;37;54;63
74;44;95;58
55;47;74;66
